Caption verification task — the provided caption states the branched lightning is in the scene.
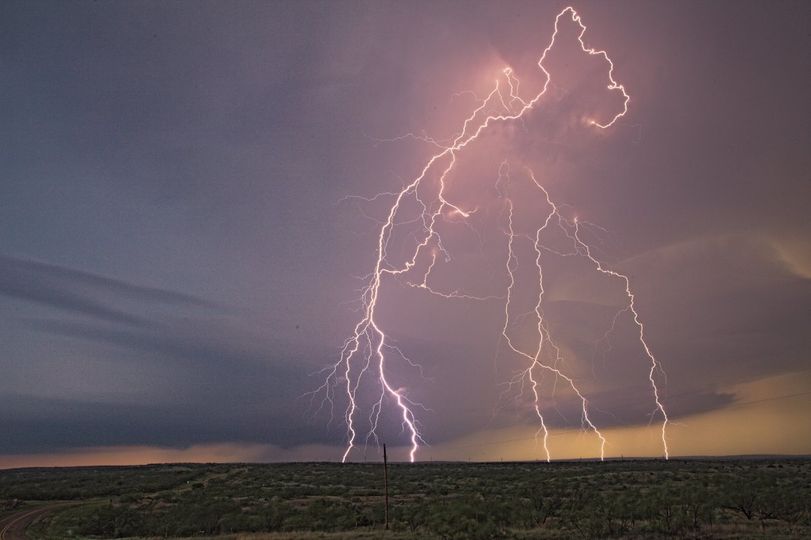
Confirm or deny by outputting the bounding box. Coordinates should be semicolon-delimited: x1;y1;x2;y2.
571;221;670;458
310;6;668;462
498;166;608;461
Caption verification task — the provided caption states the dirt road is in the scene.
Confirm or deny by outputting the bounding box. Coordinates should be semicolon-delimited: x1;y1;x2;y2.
0;503;75;540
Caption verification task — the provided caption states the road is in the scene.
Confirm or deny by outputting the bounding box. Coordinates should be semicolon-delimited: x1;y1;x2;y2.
0;503;75;540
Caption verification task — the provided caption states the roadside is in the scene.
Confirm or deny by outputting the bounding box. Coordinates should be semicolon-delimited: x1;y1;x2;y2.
0;503;78;540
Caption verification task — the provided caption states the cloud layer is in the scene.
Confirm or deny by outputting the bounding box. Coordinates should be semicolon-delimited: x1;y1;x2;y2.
0;1;808;464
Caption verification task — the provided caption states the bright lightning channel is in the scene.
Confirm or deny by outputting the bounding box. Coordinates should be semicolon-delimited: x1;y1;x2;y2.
310;6;668;463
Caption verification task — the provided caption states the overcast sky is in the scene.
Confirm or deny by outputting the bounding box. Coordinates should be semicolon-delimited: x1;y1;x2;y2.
1;0;809;467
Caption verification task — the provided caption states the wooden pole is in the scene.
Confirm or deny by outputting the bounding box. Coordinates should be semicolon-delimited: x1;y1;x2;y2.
383;443;389;530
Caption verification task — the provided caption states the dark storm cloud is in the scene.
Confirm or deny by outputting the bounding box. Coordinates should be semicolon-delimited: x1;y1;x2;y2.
1;0;809;459
27;317;290;374
2;313;329;453
559;384;736;427
0;391;330;455
0;255;216;326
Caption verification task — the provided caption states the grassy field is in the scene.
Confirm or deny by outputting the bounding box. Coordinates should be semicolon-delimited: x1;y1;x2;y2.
1;458;809;539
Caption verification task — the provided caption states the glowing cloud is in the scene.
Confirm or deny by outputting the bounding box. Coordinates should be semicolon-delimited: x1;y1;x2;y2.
310;6;668;462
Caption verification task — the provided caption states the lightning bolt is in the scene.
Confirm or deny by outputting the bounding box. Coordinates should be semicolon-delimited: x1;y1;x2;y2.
498;165;607;461
571;221;670;458
313;6;669;462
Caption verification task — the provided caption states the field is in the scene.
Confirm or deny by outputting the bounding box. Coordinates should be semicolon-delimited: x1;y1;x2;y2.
1;459;809;539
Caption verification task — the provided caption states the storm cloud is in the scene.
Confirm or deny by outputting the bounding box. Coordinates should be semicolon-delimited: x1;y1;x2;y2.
1;0;808;463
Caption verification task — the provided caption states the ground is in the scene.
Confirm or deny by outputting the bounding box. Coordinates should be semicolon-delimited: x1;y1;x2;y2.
0;458;809;539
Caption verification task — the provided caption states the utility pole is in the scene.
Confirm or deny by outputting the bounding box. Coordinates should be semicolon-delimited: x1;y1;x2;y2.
383;443;389;530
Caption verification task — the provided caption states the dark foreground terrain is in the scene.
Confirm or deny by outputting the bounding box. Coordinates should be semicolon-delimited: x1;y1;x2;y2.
1;458;809;539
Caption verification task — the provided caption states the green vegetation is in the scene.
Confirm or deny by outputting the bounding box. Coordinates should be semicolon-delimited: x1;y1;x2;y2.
1;459;809;539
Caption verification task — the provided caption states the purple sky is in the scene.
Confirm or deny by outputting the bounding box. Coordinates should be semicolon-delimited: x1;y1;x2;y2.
1;1;809;465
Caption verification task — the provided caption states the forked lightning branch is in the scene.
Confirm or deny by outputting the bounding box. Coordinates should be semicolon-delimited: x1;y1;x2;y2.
310;6;670;463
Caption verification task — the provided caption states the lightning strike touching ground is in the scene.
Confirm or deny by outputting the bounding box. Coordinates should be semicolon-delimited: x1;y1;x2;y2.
312;6;669;462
